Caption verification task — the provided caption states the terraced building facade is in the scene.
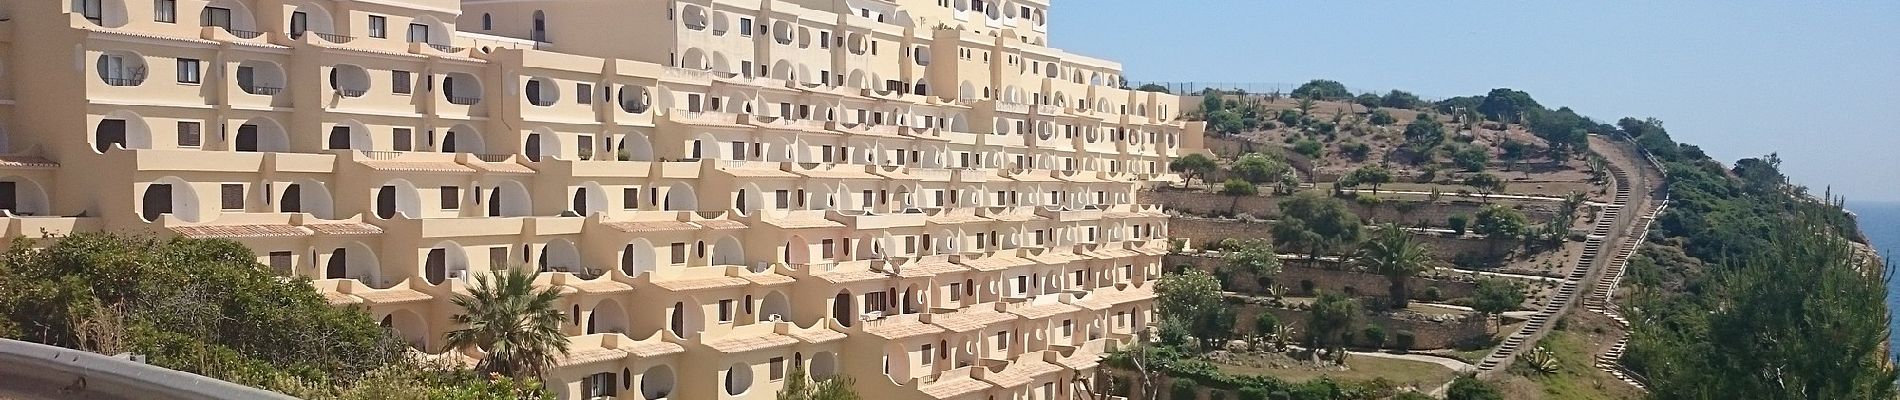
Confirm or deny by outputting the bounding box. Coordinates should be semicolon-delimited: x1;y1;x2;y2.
0;0;1203;399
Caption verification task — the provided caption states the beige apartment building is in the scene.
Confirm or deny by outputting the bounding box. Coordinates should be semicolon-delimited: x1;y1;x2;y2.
0;0;1204;399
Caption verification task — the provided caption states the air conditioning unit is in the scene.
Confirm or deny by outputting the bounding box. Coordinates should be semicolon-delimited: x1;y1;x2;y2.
448;270;467;280
767;313;784;322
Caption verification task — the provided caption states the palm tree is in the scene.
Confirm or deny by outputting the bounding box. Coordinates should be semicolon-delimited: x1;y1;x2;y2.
1356;224;1434;309
777;365;862;400
444;267;571;380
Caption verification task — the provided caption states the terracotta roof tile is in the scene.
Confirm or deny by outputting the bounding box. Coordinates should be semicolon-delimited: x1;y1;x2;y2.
0;155;59;169
565;279;634;293
624;341;687;357
650;276;750;291
920;376;994;399
1054;349;1102;371
352;287;435;304
469;162;536;174
926;213;990;225
980;359;1061;388
785;328;847;344
929;309;1017;333
554;347;626;367
861;318;948;340
897;261;970;278
604;221;700;232
960;256;1033;272
764;218;845;229
170;224;311;239
718;168;800;178
1087;248;1140;260
983;213;1044;222
321;291;362;305
740;273;796;286
703;333;798;353
1005;302;1081;320
359;160;476;173
1027;251;1087;265
305;223;384;236
812;269;893;284
791;168;881;180
697;220;749;230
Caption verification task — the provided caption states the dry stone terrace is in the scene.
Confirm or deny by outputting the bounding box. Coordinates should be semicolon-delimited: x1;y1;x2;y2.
0;0;1204;399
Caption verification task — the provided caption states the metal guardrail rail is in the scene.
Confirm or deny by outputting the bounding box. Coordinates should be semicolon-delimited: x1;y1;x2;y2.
0;338;295;400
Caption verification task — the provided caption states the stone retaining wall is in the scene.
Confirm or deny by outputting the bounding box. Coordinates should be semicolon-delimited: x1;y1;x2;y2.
1167;217;1498;260
1142;190;1560;227
1165;254;1479;302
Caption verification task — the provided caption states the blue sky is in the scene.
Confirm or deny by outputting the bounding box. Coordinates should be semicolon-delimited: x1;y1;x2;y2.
1051;1;1900;202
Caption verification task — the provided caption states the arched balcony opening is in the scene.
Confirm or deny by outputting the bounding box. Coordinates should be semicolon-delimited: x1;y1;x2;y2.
680;5;709;30
759;291;791;323
538;239;581;273
423;241;470;284
201;0;260;36
73;0;130;27
831;290;855;328
621;239;657;277
232;117;288;152
617;85;651;114
810;351;839;380
523;77;560;106
327;64;370;97
588;299;630;335
287;3;338;39
441;124;484;154
570;182;607;216
323;241;380;283
325;120;371;150
93;111;152;153
662;183;697;211
140;177;200;222
442;72;483;105
277;180;335;218
0;177;51;217
680;48;711;70
380;309;429;351
639;365;676;400
784;235;812;264
374;179;422;219
709;236;745;266
235;60;284;95
617;131;654;161
486;180;532;217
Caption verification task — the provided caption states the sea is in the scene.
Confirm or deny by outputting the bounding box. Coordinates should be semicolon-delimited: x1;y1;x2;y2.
1855;202;1900;351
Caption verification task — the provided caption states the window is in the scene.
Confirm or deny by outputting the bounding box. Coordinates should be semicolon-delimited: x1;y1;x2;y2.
220;184;244;210
820;31;830;48
948;283;962;301
407;23;429;43
739;18;753;36
921;344;934;365
775;190;790;209
770;357;786;381
368;16;387;38
577;83;593;104
77;0;104;24
392;128;412;151
996;331;1010;350
441;186;460;210
481;13;492;30
201;7;231;30
623;188;639;210
670;242;688;264
268;251;293;275
718;299;735;323
392;70;412;94
176;58;201;84
154;0;176;22
1061;319;1073;337
175;121;201;147
820;239;835;259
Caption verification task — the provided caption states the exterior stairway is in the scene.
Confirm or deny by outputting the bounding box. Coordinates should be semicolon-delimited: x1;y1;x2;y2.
1475;164;1632;372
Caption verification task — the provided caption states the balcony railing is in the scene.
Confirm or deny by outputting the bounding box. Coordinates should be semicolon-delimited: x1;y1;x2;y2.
428;43;466;53
103;77;145;86
336;88;367;97
473;153;513;162
312;32;354;43
245;85;283;95
226;29;264;39
446;95;481;105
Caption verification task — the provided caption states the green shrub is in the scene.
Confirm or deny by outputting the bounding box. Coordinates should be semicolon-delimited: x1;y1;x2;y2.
1170;379;1199;400
1449;214;1471;234
1363;325;1388;349
1237;386;1269;400
1395;330;1418;350
1423;286;1444;301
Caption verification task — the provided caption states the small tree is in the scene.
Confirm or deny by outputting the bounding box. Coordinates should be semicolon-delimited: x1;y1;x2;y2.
1273;192;1364;262
1463;173;1504;202
1223;238;1282;277
1230;153;1289;184
1292;139;1323;158
777;365;863;400
1169;379;1198;400
1363;325;1387;349
1348;164;1394;194
1308;292;1361;364
1169;153;1218;188
1358;224;1435;309
1368;109;1397;125
1471;278;1524;333
1403;114;1446;155
1473;205;1529;256
1157;270;1232;349
1254;313;1280;343
1394;330;1417;351
1220;179;1259;214
1451;145;1490;172
1448;214;1471;235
